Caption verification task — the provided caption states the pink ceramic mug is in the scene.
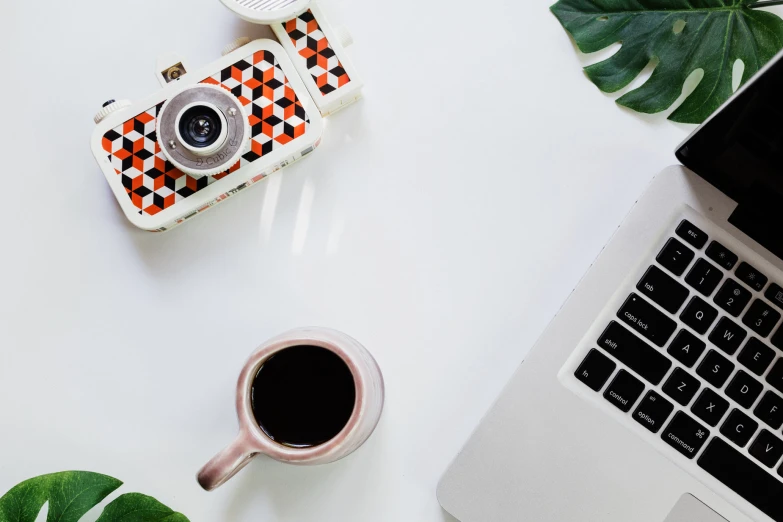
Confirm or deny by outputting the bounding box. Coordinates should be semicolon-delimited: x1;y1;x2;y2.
197;327;385;491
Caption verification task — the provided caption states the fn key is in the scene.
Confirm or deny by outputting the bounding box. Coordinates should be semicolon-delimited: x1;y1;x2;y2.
575;349;616;391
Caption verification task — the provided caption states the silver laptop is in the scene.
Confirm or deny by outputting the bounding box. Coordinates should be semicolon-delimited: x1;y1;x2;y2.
438;51;783;522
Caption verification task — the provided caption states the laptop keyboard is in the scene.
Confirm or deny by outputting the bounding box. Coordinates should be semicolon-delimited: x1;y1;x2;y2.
566;217;783;521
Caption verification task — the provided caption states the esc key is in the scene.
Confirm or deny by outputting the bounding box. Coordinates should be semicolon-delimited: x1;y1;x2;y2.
676;220;708;249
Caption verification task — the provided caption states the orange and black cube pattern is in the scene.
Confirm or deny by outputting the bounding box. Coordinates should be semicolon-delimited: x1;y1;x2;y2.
284;10;351;95
101;50;310;216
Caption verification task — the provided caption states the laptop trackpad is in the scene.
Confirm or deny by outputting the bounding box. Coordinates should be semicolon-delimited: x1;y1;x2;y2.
663;494;727;522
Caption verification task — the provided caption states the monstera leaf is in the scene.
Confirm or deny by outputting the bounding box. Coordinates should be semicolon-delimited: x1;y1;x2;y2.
551;0;783;123
0;472;189;522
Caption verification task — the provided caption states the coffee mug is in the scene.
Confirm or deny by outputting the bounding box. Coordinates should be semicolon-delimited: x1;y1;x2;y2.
197;327;385;491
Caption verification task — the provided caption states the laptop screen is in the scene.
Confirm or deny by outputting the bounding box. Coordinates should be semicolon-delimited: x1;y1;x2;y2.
676;52;783;260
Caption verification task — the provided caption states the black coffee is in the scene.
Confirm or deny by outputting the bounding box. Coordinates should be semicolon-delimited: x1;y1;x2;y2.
251;345;356;448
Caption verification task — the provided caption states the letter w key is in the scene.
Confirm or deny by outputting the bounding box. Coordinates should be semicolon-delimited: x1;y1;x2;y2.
709;317;747;355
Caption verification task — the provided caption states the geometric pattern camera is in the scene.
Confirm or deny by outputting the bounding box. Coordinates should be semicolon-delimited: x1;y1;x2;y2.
91;0;364;231
101;50;311;217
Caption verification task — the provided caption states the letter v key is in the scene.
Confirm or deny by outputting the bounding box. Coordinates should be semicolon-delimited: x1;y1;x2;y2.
749;430;783;467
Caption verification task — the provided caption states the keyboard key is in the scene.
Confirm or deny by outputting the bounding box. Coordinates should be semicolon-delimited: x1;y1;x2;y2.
661;411;709;459
771;325;783;351
667;329;706;368
698;437;783;521
574;349;616;391
765;282;783;310
598;322;672;385
742;299;781;338
726;370;763;409
685;259;722;297
603;370;644;413
617;294;677;347
656;238;694;276
662;368;700;406
691;388;729;427
736;262;768;292
749;429;783;468
755;391;783;430
636;266;689;314
679;297;718;335
633;391;674;433
696;350;735;388
765;358;783;394
721;409;758;447
737;338;775;376
714;279;752;317
676;220;708;249
706;241;738;270
707;317;747;355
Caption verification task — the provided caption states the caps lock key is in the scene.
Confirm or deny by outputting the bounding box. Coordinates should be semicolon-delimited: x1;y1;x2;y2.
617;293;677;347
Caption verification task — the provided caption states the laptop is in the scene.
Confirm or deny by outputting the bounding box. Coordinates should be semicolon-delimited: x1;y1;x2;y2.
438;50;783;522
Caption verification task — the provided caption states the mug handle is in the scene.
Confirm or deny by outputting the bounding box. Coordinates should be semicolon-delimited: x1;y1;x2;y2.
197;434;258;491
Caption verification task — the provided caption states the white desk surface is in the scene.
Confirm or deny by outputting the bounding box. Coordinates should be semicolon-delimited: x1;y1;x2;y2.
4;0;770;520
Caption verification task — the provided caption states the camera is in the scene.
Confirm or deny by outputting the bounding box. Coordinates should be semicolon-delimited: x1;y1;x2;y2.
90;2;361;232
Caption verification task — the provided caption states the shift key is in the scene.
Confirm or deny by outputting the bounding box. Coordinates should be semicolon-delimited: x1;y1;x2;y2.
617;293;677;347
598;321;673;385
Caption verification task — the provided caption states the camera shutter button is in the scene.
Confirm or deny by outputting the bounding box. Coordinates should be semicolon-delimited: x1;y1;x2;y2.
94;99;132;124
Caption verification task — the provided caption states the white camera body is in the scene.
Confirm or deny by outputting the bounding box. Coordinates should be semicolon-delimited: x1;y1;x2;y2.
90;2;361;232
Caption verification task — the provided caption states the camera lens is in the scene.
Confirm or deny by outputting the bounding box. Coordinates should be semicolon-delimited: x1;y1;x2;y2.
178;105;224;149
158;85;249;178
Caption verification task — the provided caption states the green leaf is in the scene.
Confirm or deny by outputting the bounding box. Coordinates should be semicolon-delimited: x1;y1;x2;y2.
550;0;783;123
0;472;189;522
96;494;189;522
0;472;121;522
